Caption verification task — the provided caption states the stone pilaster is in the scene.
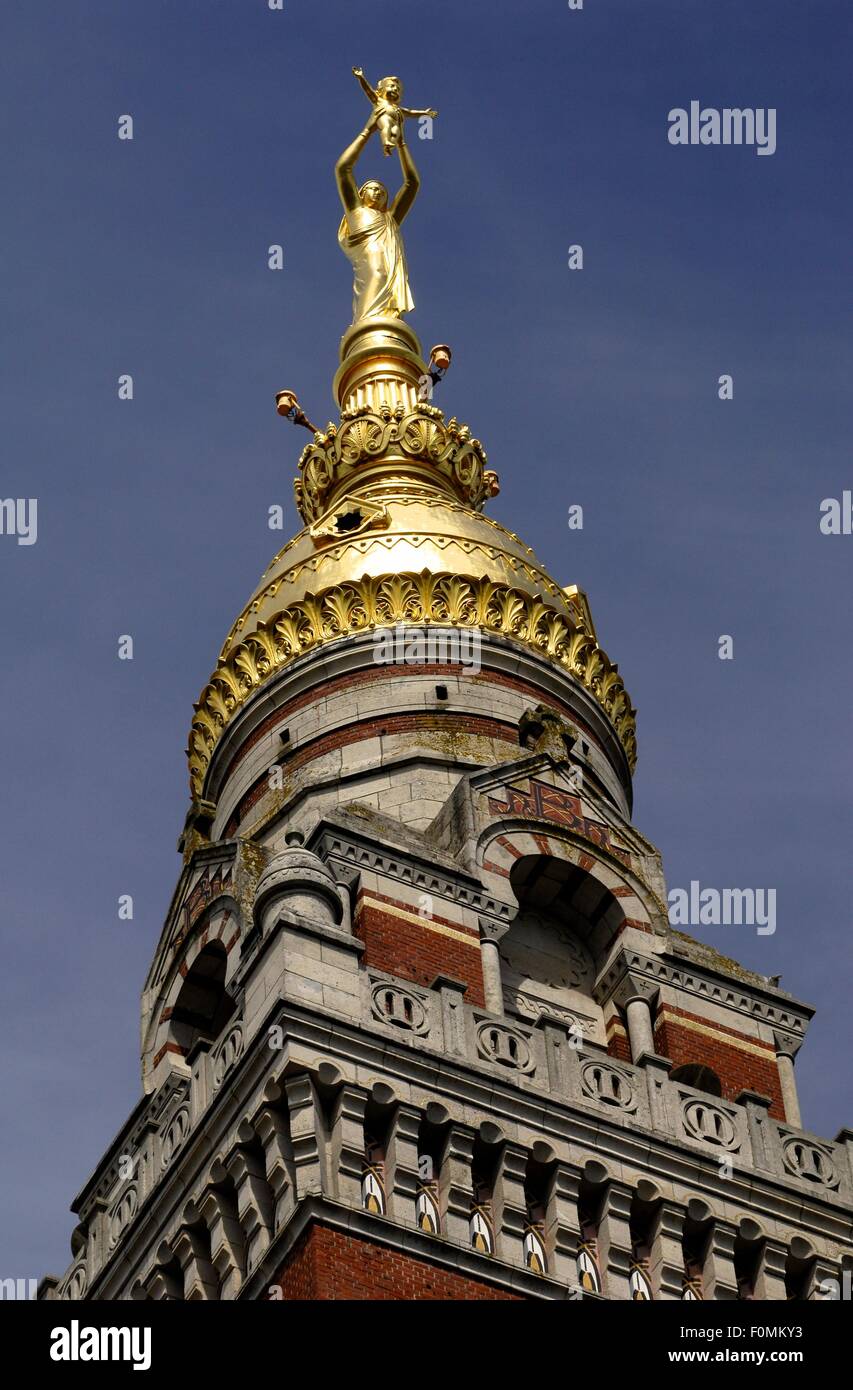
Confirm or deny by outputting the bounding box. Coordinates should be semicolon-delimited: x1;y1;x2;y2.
329;1084;369;1208
737;1090;776;1173
491;1143;528;1266
597;1183;633;1299
651;1200;685;1300
432;975;468;1057
440;1125;475;1246
547;1163;583;1287
702;1219;740;1300
284;1073;326;1199
753;1239;788;1301
384;1104;422;1226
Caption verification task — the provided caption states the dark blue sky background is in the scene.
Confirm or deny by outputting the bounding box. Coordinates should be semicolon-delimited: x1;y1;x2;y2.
1;0;851;1279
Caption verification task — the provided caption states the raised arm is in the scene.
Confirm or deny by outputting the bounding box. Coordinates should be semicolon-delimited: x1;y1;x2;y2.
352;67;378;105
390;130;420;225
335;117;377;214
399;106;438;119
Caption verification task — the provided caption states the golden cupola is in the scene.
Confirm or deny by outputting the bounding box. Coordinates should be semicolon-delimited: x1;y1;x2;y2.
187;316;636;804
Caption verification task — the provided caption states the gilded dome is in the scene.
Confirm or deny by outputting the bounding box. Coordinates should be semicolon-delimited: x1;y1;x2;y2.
187;320;636;799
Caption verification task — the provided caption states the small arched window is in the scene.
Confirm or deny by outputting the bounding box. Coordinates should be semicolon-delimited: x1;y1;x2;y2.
168;942;235;1058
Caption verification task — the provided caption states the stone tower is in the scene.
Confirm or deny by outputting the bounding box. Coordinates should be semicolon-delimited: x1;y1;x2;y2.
42;194;852;1309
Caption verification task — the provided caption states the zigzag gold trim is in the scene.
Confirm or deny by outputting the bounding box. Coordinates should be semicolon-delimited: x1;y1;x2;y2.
188;570;638;798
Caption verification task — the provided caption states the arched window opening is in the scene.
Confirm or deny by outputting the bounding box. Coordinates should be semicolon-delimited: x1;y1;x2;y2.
523;1155;553;1275
361;1099;392;1216
784;1246;815;1301
576;1178;604;1294
670;1063;723;1098
629;1191;657;1300
469;1135;499;1256
500;855;618;1042
169;942;236;1058
416;1116;445;1235
681;1213;711;1300
734;1235;761;1300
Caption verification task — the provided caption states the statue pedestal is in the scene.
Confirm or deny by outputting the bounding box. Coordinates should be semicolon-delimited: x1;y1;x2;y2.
334;317;426;415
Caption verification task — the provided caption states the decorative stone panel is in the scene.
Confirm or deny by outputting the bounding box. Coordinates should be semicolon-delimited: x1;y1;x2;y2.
212;1024;243;1089
780;1133;840;1191
369;976;431;1037
475;1018;536;1075
580;1058;638;1113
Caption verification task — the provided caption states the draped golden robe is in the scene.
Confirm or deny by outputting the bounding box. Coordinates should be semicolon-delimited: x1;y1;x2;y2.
338;204;414;323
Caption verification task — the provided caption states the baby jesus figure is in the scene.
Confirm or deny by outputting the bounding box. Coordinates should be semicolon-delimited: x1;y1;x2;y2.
352;68;438;156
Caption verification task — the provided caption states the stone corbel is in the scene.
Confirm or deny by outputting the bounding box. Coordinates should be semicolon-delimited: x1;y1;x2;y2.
225;1125;275;1277
196;1170;247;1300
171;1220;219;1301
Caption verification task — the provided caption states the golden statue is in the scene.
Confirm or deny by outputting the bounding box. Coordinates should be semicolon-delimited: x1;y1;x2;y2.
351;68;438;157
336;69;430;325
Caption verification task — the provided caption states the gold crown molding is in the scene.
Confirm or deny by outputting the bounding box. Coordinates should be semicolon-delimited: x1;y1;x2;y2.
189;570;637;799
294;403;499;524
256;492;540;588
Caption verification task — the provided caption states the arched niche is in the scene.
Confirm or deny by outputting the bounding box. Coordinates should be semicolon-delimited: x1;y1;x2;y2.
498;853;626;1044
167;941;236;1058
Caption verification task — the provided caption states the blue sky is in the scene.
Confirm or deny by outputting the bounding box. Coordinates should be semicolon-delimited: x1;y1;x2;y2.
1;0;851;1279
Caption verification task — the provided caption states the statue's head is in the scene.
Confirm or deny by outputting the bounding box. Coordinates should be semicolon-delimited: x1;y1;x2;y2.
377;75;402;104
359;180;389;211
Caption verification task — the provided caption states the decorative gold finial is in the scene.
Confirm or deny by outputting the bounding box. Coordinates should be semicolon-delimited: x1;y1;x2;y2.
336;68;431;326
275;389;319;435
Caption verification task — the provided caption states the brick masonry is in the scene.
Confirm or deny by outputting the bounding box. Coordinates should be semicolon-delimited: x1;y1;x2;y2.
221;662;606;789
655;1005;784;1118
355;889;486;1007
269;1222;523;1300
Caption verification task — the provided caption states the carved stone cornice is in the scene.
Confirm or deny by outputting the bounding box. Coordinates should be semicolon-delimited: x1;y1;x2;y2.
595;947;812;1035
311;824;511;922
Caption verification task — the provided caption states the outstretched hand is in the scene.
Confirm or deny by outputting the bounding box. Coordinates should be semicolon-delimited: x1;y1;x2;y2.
352;66;363;77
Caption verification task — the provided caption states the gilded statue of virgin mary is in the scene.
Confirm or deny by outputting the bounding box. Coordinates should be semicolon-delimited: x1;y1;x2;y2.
335;100;420;324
